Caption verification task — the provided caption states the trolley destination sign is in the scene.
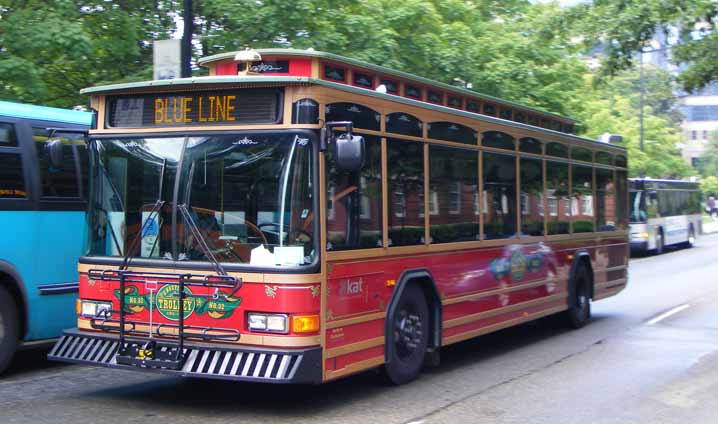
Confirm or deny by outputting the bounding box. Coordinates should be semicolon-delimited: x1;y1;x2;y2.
106;88;281;128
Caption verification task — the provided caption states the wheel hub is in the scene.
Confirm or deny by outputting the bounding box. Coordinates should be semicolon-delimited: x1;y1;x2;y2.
394;310;422;359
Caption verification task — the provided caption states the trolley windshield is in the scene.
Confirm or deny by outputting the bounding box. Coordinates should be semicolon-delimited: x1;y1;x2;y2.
86;132;316;267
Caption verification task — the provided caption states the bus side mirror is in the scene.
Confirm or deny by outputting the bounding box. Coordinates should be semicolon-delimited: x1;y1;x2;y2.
45;138;65;169
335;133;365;172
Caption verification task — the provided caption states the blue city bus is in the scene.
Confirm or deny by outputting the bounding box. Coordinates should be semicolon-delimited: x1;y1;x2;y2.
0;101;92;374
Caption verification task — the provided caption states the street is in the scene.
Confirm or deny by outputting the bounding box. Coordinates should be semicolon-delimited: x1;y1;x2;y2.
2;236;718;424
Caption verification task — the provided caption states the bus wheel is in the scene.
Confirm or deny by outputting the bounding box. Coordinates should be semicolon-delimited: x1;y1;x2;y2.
654;230;664;255
565;266;591;329
0;286;19;374
384;284;429;385
685;225;696;248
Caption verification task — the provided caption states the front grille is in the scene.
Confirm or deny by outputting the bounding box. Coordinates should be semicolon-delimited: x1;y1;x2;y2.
49;333;302;382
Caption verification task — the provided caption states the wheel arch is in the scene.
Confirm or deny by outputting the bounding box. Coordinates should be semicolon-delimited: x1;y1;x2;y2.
0;260;28;339
384;268;442;363
568;251;594;305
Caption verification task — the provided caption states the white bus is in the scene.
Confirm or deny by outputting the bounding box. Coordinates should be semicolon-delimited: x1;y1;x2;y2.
629;178;701;254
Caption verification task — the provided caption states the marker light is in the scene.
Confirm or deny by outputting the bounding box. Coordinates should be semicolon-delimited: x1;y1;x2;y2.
292;315;320;333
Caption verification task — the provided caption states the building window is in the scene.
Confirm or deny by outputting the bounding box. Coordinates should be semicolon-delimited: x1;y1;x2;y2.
394;189;406;218
692;130;697;140
449;182;461;214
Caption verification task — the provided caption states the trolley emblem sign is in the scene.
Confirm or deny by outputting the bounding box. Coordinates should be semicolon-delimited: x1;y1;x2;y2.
489;250;545;282
114;285;242;321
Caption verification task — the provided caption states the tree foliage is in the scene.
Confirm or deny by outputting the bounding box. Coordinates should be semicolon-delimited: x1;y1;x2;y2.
0;0;176;107
572;70;691;179
570;0;718;92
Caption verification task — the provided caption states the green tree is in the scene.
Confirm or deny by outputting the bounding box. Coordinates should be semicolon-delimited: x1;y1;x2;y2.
697;131;718;177
700;175;718;197
0;0;177;107
573;72;691;179
569;0;718;92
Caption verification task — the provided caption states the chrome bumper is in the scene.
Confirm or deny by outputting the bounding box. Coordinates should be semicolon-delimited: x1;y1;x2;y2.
48;329;322;384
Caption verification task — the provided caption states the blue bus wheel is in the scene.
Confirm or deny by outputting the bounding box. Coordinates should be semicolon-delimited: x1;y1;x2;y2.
0;286;19;375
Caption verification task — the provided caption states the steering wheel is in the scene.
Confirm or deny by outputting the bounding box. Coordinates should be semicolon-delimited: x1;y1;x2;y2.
258;223;313;245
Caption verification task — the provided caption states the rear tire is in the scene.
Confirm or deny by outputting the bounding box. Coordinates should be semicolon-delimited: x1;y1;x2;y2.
0;286;19;375
565;266;591;329
685;225;696;248
653;229;664;255
384;284;429;385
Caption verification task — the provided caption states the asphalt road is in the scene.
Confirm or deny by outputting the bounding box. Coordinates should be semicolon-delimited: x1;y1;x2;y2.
3;236;718;424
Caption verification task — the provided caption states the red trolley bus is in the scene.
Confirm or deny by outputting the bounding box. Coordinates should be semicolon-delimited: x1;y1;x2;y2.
49;48;629;384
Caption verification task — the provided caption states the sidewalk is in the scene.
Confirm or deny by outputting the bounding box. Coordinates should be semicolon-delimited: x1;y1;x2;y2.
704;220;718;234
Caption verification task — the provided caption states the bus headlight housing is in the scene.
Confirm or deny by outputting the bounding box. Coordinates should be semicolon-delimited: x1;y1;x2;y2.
80;300;113;318
247;313;288;333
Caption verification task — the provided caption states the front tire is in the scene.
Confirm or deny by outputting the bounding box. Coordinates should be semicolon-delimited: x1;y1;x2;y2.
384;284;429;385
565;266;591;329
0;286;19;375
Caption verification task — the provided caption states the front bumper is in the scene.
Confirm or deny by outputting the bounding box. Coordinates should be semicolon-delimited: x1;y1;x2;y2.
630;240;648;252
48;329;322;384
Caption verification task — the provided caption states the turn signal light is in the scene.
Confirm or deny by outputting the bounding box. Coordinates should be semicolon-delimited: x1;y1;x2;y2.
292;315;320;333
76;299;82;315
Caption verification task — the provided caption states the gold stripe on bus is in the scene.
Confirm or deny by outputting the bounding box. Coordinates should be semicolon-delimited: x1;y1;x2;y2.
324;355;385;381
76;320;320;348
325;336;385;359
77;263;321;285
326;311;386;330
593;285;626;301
443;305;566;346
442;277;560;306
594;278;627;291
443;293;566;329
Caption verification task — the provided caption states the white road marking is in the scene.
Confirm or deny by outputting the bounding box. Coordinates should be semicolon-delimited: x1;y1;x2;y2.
647;304;691;325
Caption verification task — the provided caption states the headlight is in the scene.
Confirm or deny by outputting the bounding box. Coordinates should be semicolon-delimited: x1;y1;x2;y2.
247;313;288;333
80;300;113;318
641;232;649;239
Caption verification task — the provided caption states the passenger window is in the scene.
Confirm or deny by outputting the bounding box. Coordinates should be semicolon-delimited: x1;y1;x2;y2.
520;158;544;236
483;152;516;239
0;152;27;199
572;147;593;162
326;134;383;250
292;99;319;124
0;122;18;146
595;151;613;166
596;168;616;231
386;113;423;137
33;128;81;198
572;165;594;232
546;142;568;158
387;139;424;246
482;131;515;150
546;160;569;234
429;145;479;243
615;155;627;168
325;103;380;131
616;171;628;229
519;137;542;154
428;122;477;144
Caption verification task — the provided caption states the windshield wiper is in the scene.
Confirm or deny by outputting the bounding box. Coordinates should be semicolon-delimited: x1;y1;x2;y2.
177;204;227;276
119;200;166;271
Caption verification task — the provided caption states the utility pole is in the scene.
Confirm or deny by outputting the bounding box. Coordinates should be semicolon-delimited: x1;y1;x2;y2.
181;0;193;78
639;49;645;153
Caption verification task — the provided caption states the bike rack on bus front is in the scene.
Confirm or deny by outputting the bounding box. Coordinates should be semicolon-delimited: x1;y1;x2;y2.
87;269;241;370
